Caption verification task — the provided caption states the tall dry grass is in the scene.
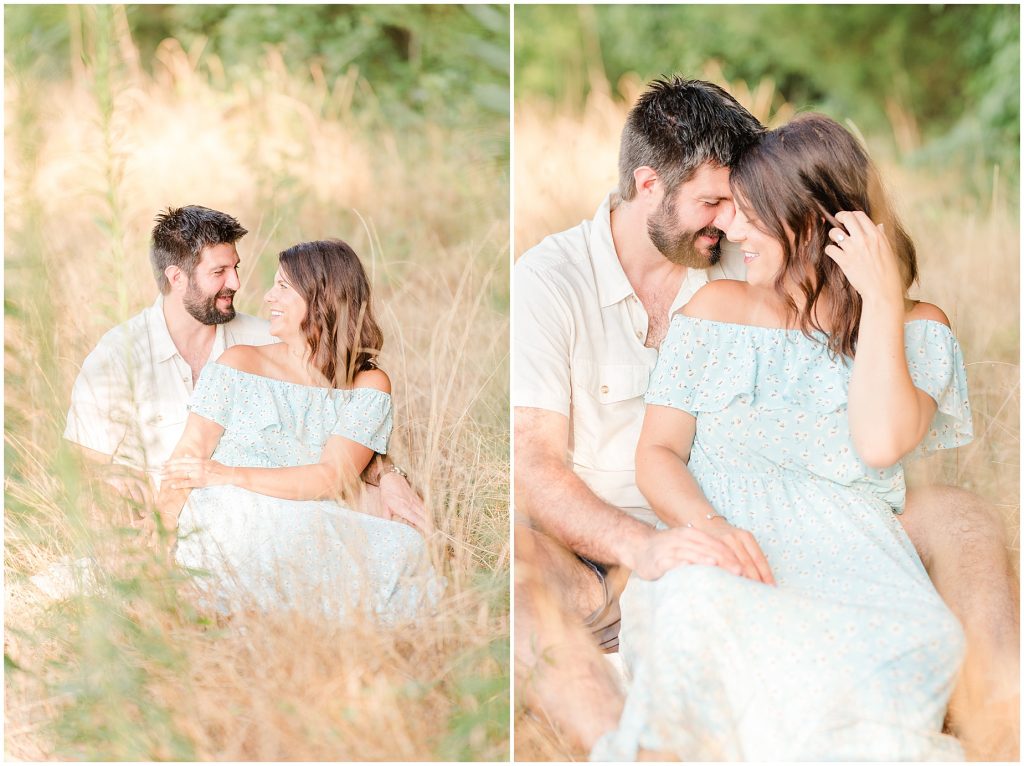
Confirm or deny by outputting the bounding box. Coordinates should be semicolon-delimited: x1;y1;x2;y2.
5;7;509;761
513;73;1018;760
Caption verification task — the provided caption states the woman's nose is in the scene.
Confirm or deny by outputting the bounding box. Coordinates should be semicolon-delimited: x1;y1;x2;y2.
712;201;736;235
725;221;745;243
725;212;748;243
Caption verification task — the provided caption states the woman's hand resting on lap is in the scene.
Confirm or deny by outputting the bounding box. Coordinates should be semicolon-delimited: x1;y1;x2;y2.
627;524;775;586
699;518;776;586
161;457;234;489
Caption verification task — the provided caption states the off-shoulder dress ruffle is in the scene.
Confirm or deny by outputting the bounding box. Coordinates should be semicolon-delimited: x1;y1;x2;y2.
592;316;972;761
175;362;441;623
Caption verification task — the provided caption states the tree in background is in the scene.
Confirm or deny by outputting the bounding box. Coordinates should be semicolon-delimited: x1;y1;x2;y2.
515;4;1018;189
6;4;510;131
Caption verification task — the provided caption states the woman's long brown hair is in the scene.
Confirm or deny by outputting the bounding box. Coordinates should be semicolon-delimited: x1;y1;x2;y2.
278;239;383;387
729;114;917;358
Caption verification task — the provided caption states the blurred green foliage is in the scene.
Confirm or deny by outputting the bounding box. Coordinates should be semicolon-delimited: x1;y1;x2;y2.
5;4;509;130
515;4;1018;183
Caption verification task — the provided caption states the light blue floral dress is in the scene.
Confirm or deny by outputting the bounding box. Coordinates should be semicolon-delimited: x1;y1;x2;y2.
592;316;973;761
175;362;441;623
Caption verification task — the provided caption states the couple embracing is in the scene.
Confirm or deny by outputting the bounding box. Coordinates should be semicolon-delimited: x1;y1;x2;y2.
514;77;1016;759
65;207;441;622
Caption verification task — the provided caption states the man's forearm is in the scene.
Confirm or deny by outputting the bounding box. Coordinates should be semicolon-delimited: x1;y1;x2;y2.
154;484;188;531
361;453;395;487
72;443;155;509
515;455;654;569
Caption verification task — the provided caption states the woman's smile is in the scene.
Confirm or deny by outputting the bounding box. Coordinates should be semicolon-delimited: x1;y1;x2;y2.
264;269;307;336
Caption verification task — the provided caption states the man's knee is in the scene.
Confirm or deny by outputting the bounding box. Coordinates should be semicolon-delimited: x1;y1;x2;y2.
515;525;566;600
903;485;1009;570
514;524;606;637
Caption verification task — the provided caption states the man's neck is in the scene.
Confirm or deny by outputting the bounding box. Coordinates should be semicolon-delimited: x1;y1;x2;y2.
609;200;687;297
162;296;216;365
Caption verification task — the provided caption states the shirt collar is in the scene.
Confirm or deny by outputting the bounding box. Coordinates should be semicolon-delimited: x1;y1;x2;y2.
592;192;716;312
592;192;637;309
146;294;227;363
671;267;711;313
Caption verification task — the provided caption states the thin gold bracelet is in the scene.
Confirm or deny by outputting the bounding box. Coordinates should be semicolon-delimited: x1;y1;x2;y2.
685;512;727;528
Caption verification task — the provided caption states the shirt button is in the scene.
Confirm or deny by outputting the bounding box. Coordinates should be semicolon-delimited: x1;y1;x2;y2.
636;330;644;340
600;385;609;394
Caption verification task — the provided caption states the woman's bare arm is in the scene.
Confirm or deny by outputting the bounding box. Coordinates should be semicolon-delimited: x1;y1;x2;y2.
826;211;941;468
154;413;224;530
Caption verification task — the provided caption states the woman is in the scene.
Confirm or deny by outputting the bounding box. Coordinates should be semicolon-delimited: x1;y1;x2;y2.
156;239;440;623
592;115;973;760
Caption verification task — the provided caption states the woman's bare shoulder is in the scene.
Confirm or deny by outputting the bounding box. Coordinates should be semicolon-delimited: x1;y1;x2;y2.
678;279;752;321
215;343;276;374
352;366;391;394
906;301;951;327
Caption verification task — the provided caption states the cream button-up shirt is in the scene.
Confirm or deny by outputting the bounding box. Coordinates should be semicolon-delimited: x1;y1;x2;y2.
513;193;744;525
63;295;276;483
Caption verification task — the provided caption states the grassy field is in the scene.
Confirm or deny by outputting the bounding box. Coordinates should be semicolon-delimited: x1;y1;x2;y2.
4;10;509;761
514;75;1019;761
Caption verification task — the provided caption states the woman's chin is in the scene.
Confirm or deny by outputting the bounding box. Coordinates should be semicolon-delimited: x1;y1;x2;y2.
267;322;295;342
744;263;783;288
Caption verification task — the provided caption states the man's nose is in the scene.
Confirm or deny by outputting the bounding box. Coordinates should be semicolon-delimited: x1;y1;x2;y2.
226;268;241;291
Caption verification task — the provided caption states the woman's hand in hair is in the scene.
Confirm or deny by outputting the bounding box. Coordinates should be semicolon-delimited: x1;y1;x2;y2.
823;210;904;310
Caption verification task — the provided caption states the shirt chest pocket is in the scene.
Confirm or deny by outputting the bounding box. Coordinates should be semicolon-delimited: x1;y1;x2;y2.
136;396;188;430
580;362;651;404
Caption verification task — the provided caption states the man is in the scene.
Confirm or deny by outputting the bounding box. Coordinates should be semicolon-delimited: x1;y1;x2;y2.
65;205;424;528
513;77;1017;757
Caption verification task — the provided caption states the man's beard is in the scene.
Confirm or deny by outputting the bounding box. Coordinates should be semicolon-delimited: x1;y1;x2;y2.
647;197;723;268
183;278;236;325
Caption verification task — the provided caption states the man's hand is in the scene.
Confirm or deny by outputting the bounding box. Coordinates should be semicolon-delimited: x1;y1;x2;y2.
103;472;155;510
139;503;180;560
75;446;155;517
379;471;431;533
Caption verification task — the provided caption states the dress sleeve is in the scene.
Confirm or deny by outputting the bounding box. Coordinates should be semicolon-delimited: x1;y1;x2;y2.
904;321;974;453
332;389;392;453
187;362;237;428
645;315;757;415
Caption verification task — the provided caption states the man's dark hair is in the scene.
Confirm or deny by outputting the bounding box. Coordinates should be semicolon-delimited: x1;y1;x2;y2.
150;205;248;293
618;76;764;201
